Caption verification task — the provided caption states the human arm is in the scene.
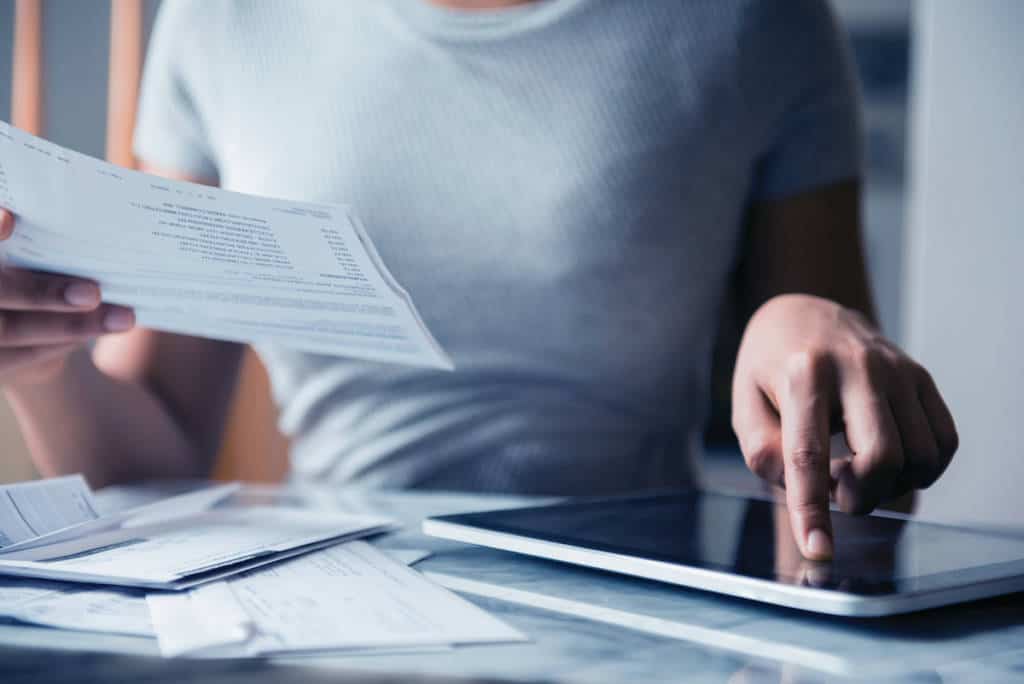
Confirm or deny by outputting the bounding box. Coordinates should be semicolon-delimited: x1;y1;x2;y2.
1;165;244;488
730;180;958;560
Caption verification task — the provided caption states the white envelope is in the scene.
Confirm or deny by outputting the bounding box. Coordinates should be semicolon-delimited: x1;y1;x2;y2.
0;505;395;590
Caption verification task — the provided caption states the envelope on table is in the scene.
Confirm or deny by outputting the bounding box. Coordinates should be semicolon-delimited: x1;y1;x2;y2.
0;476;239;553
0;482;395;590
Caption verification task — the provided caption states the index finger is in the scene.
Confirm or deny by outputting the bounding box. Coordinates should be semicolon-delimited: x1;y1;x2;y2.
779;352;835;560
0;209;13;240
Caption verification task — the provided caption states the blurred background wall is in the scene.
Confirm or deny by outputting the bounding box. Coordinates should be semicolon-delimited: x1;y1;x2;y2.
906;0;1024;527
0;1;1020;527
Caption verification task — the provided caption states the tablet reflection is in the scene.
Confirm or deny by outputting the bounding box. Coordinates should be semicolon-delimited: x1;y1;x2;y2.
761;499;903;591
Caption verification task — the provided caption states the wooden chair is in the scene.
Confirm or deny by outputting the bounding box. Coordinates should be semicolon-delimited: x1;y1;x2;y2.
10;0;289;483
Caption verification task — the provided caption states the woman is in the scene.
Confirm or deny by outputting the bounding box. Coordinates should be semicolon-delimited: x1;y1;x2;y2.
0;0;957;560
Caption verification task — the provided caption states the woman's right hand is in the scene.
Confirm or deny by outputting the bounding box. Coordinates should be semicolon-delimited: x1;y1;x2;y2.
0;208;135;387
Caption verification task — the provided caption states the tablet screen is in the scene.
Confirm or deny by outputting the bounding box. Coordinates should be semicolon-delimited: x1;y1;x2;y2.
439;492;1024;595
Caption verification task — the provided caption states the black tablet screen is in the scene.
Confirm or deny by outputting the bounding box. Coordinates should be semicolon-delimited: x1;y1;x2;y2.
439;492;1024;595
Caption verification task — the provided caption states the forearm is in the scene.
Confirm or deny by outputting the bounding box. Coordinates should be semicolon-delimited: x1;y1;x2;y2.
739;180;877;325
4;347;212;488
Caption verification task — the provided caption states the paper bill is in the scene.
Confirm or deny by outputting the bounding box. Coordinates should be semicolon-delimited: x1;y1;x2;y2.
0;543;427;639
147;541;525;657
0;121;451;369
0;580;151;637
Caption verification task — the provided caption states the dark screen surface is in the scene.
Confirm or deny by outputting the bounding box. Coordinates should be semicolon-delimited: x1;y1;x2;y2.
433;491;1024;595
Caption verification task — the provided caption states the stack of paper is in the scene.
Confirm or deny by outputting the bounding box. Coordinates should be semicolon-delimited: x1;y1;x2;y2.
0;548;435;639
0;477;394;589
1;476;238;553
0;478;525;657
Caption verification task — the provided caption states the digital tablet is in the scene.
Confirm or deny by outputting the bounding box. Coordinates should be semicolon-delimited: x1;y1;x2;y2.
422;490;1024;616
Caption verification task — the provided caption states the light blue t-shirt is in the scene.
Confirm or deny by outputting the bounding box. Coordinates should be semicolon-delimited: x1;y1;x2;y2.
135;0;860;494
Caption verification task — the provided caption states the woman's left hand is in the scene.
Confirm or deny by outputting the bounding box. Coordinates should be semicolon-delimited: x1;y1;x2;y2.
731;294;958;560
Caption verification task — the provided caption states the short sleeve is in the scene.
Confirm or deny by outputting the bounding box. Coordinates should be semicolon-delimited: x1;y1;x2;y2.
133;0;219;180
741;0;863;201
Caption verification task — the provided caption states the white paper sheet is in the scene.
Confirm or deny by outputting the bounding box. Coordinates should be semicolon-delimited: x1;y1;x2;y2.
0;476;100;549
0;121;451;369
0;582;152;637
147;541;525;657
0;545;428;639
0;507;394;589
0;580;54;607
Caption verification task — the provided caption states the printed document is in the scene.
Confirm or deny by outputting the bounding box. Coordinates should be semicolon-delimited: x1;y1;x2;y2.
0;580;151;637
147;541;525;657
0;476;99;549
0;547;428;639
0;121;451;369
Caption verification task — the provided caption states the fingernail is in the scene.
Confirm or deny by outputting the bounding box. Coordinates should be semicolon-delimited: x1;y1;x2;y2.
103;308;135;332
806;529;834;560
64;282;101;308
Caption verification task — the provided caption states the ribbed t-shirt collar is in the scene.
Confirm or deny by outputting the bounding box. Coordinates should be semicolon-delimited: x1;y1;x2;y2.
387;0;590;42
